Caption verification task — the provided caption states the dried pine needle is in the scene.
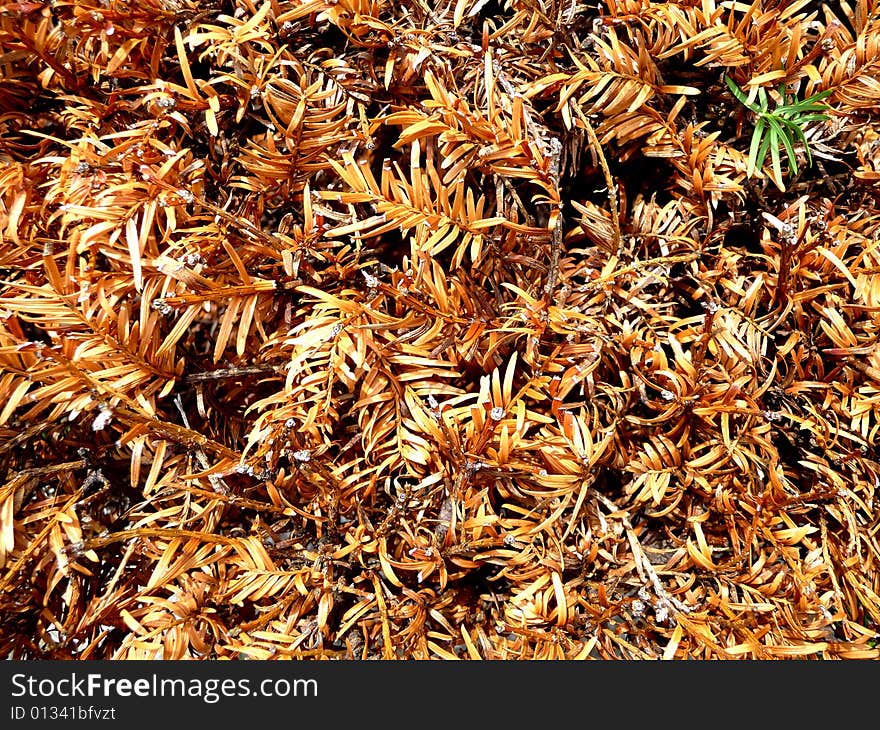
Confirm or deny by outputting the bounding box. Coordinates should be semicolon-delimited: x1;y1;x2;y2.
1;0;879;661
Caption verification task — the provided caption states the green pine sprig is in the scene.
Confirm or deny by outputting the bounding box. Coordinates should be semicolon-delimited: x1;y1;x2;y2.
725;75;832;187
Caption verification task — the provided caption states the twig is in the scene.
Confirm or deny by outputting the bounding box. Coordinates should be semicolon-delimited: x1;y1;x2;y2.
573;102;622;253
543;136;564;297
174;394;230;494
594;492;692;616
183;364;284;382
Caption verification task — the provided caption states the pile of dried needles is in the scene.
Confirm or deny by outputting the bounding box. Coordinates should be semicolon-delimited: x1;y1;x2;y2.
2;0;880;659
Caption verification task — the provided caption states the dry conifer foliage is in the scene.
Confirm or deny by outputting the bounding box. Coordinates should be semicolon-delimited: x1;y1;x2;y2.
1;0;880;660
